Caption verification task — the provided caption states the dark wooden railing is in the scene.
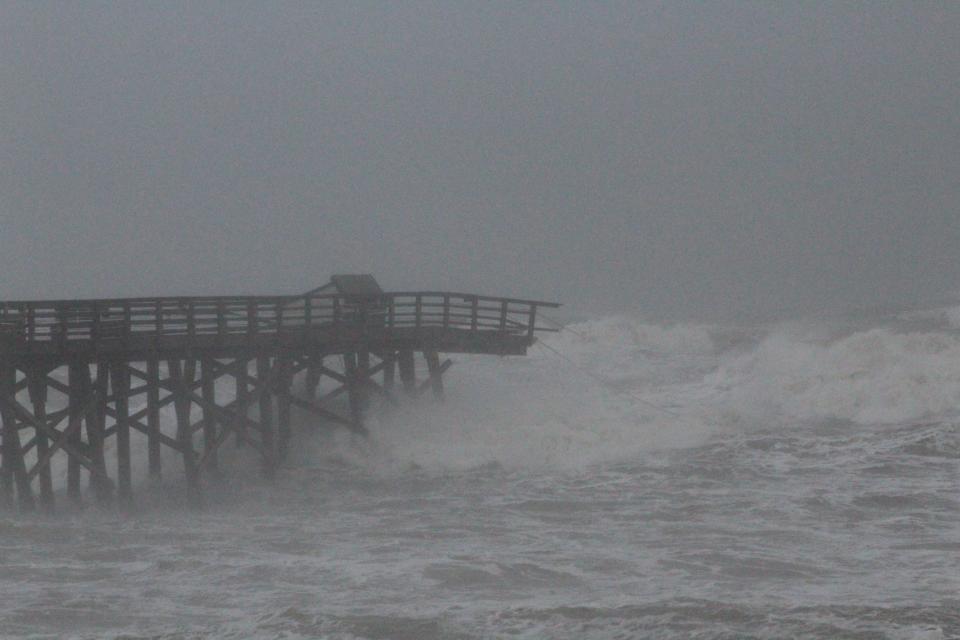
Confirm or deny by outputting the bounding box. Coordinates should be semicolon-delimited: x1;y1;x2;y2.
0;292;559;350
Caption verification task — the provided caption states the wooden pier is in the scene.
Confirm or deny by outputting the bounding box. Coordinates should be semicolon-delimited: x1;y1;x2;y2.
0;275;558;512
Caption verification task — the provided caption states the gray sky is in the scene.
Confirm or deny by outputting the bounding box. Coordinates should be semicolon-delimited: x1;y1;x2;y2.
1;2;957;321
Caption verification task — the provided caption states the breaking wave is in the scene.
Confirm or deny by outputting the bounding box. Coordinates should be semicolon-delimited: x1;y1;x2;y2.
317;308;960;473
710;325;960;427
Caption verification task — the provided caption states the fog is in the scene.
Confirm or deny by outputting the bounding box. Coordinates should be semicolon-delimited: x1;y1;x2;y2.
1;2;957;321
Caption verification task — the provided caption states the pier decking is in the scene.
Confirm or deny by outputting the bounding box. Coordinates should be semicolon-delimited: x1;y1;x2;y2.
0;276;559;512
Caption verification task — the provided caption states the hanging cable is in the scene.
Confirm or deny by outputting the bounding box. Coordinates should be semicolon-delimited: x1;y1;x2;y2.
532;340;684;418
538;311;718;359
538;311;591;340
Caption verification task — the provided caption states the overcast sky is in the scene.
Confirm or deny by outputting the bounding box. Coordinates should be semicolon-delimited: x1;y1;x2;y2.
1;2;957;321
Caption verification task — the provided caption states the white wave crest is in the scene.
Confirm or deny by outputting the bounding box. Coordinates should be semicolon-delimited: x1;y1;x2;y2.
308;316;719;473
709;327;960;426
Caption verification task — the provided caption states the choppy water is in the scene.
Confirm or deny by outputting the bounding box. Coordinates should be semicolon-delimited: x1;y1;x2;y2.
2;307;958;639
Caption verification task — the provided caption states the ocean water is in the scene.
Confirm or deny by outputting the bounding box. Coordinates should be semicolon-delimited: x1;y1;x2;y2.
1;307;958;639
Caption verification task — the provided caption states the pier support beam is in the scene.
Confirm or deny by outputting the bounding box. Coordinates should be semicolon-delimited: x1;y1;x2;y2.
27;371;54;512
201;358;218;474
305;357;321;399
357;349;370;410
67;361;87;505
382;352;395;391
1;364;34;512
147;357;161;479
398;350;416;397
276;357;292;462
344;353;364;431
425;351;445;401
90;362;112;505
112;362;132;508
235;359;248;447
0;366;10;510
257;356;276;478
169;358;200;501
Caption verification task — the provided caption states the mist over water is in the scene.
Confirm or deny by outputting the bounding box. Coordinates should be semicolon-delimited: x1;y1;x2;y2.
2;2;959;638
2;2;959;321
2;304;957;639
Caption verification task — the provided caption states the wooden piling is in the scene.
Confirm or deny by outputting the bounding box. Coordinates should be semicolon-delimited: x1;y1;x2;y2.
1;364;34;512
276;357;292;462
201;357;218;473
112;362;132;507
398;350;416;397
305;356;321;399
169;359;200;498
147;357;161;479
66;361;86;504
0;364;12;510
257;355;276;478
357;349;370;410
27;371;54;511
344;352;364;430
235;358;248;447
90;361;111;504
425;351;445;401
382;352;396;391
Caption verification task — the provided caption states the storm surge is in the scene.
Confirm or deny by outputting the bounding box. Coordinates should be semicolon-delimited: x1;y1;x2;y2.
1;307;957;640
311;306;960;474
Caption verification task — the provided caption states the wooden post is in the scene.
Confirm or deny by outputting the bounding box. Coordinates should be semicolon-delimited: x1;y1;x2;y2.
111;362;132;507
147;357;161;479
27;371;54;512
235;358;248;447
66;360;85;504
382;352;395;391
90;361;112;504
276;357;292;462
398;350;416;398
305;356;321;399
1;364;34;512
169;358;200;499
257;355;275;478
201;357;218;473
344;352;363;430
0;365;11;510
425;351;445;401
0;433;10;510
357;348;370;410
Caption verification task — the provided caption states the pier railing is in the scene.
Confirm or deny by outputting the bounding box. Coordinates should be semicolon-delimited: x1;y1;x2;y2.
0;292;559;350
